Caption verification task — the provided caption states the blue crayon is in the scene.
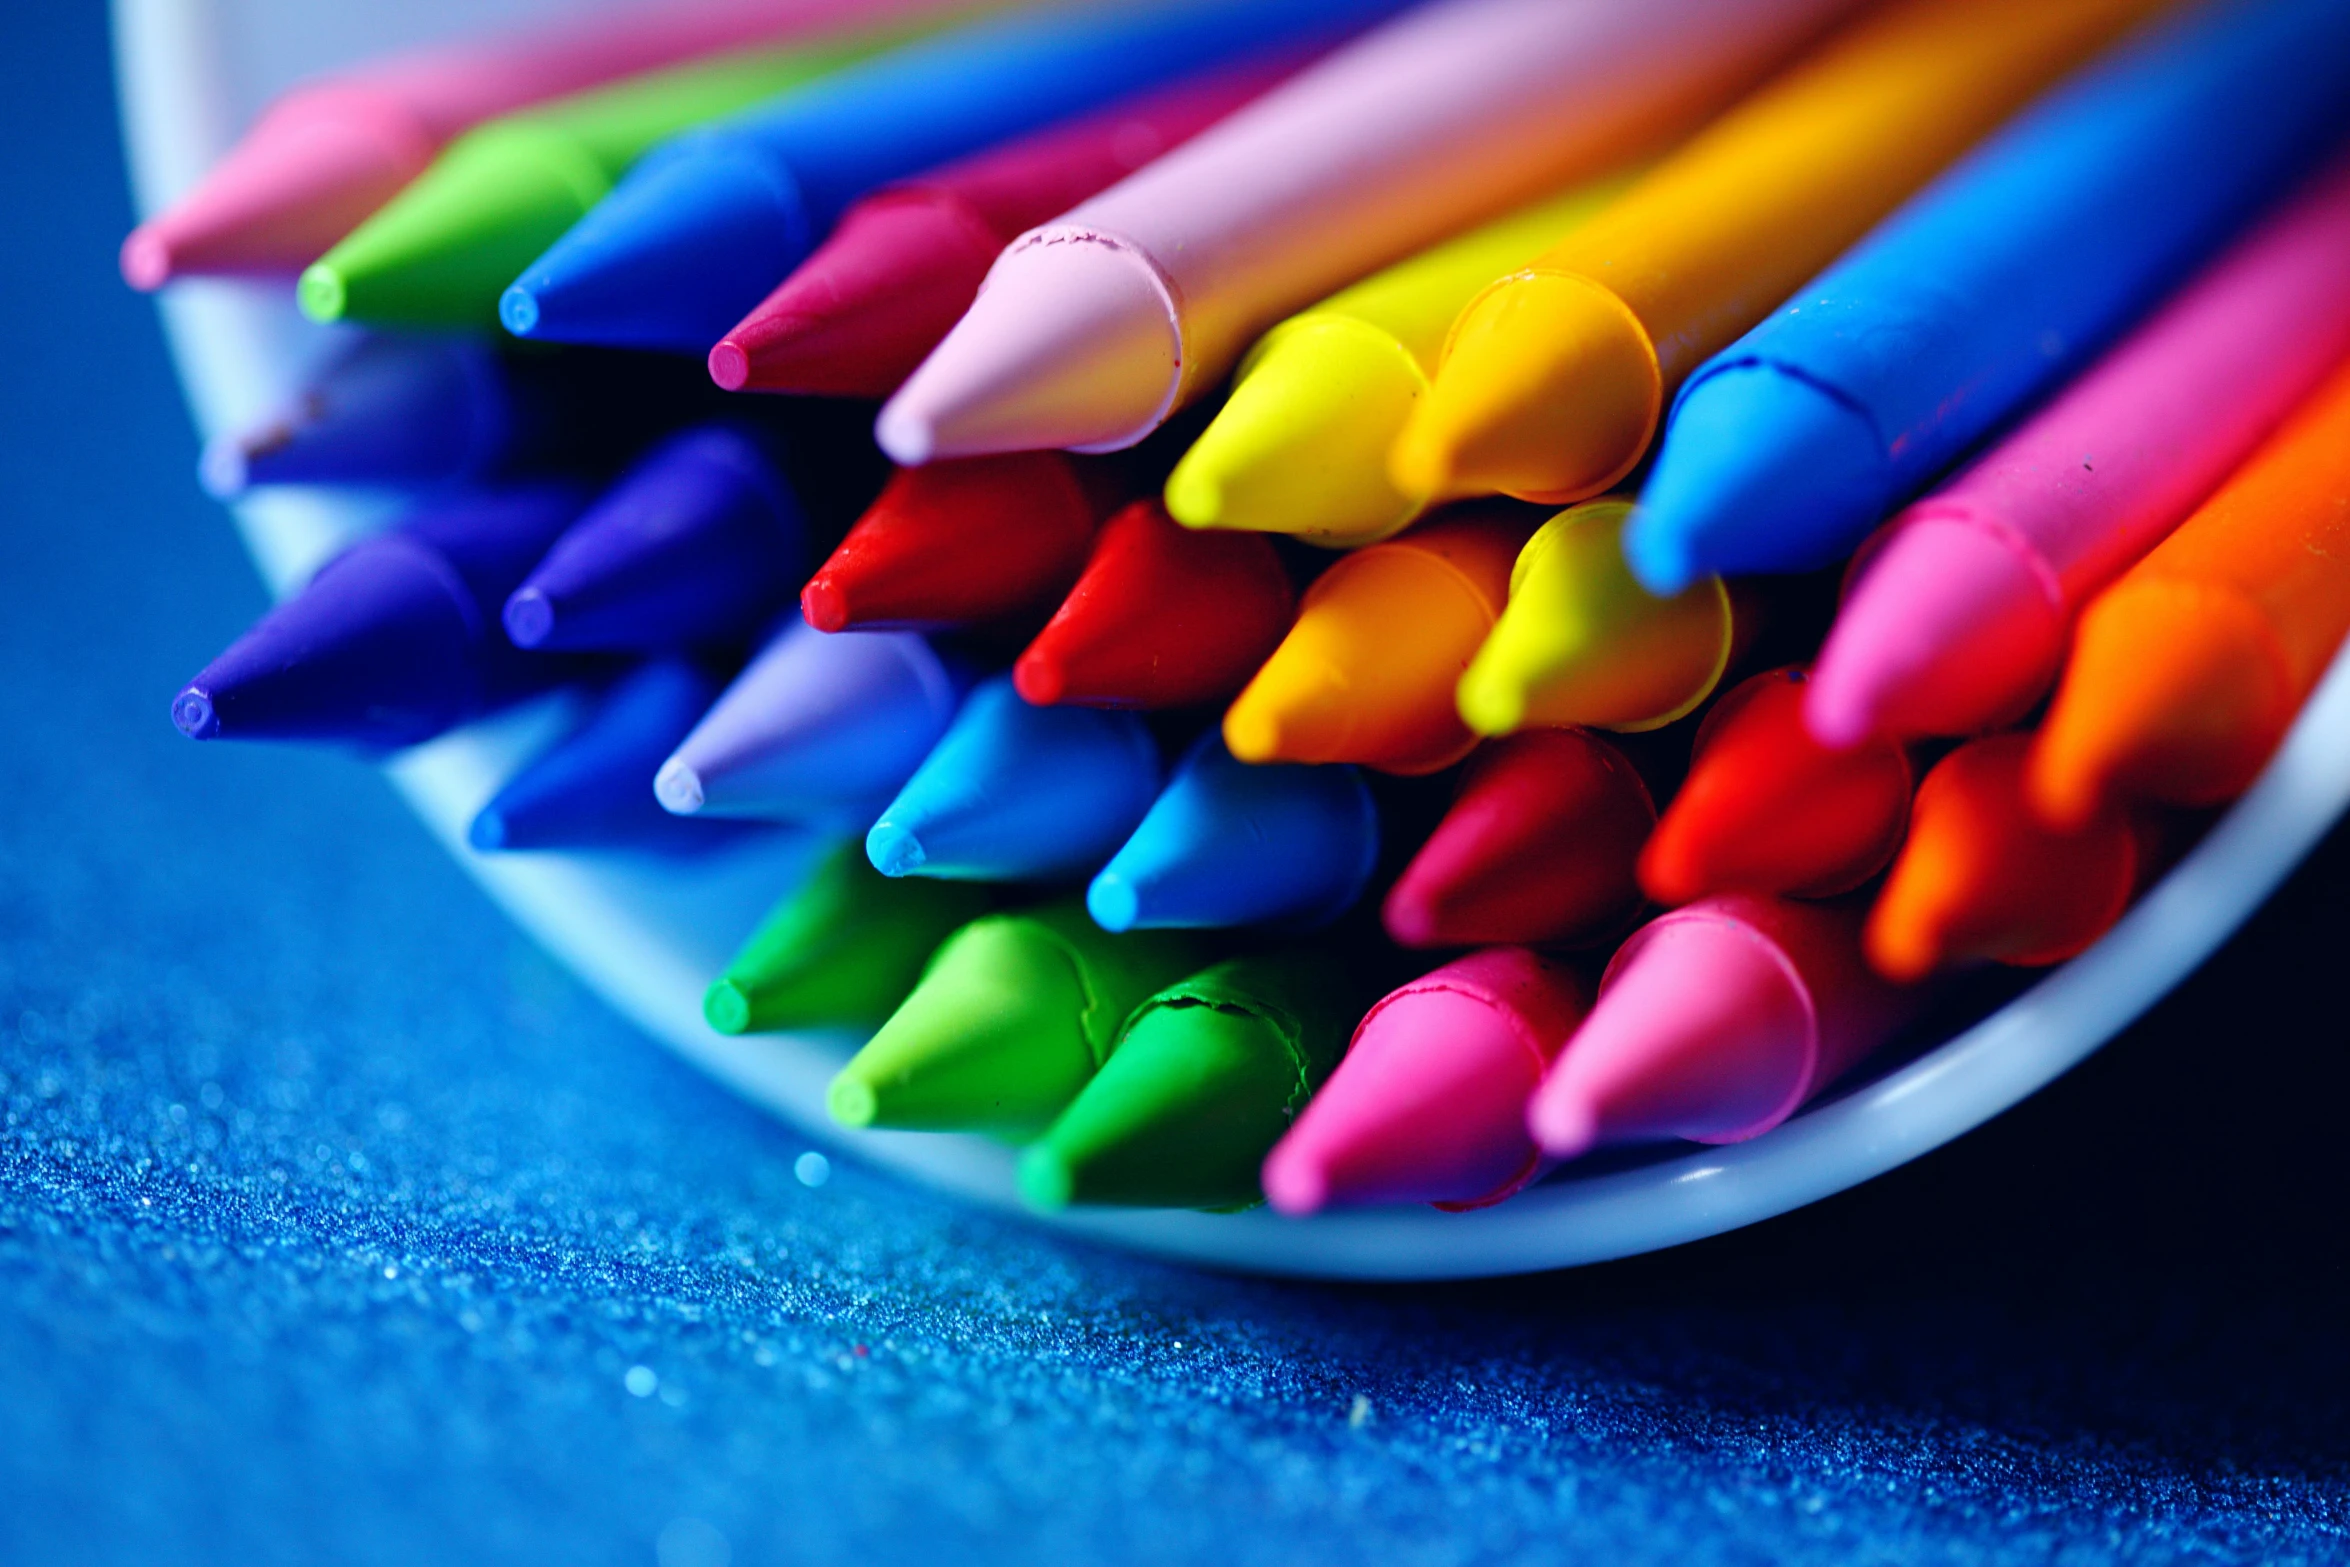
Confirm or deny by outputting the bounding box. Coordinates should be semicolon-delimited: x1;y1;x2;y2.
866;674;1161;883
1625;0;2350;595
503;424;805;653
1087;734;1377;933
173;483;594;747
471;659;757;853
501;0;1405;352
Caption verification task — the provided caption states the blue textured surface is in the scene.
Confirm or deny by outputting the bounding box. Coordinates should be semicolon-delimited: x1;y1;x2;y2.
6;9;2350;1565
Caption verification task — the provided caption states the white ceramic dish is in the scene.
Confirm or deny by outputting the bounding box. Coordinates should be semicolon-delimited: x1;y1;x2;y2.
114;0;2350;1279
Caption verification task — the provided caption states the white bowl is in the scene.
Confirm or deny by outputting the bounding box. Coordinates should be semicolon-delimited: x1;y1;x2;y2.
115;0;2350;1279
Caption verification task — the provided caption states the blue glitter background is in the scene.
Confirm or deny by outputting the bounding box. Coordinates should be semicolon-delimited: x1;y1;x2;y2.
4;8;2349;1564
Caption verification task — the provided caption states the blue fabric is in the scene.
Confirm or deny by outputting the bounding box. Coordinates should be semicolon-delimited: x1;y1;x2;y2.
5;10;2350;1565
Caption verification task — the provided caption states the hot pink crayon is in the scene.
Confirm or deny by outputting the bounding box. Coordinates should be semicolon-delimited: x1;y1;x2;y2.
1262;947;1591;1215
120;0;963;287
1806;148;2350;749
1527;893;1921;1160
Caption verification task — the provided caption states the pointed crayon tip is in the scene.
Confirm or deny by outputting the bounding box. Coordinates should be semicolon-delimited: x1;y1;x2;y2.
297;262;349;323
798;575;851;634
703;978;753;1037
498;284;541;338
1222;666;1350;765
1017;1145;1076;1211
654;756;705;816
1258;1149;1328;1216
502;588;555;649
118;228;174;293
706;339;752;393
865;820;929;878
827;1074;880;1130
171;688;218;741
1011;649;1068;707
1085;874;1140;934
466;806;510;853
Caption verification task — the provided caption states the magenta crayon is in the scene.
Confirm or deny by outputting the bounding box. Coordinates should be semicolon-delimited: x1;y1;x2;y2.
172;483;592;748
1262;947;1592;1215
1527;893;1921;1160
1808;149;2350;748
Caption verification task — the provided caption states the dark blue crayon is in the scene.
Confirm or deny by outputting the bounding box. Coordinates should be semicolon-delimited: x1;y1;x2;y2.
173;483;594;747
865;673;1161;882
503;424;805;652
1087;733;1376;933
1625;0;2350;596
500;0;1407;352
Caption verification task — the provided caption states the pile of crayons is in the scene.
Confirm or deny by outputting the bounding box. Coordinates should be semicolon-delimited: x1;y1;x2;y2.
140;0;2350;1217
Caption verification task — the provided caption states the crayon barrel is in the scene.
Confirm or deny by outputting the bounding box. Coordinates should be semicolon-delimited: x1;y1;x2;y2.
117;0;2350;1280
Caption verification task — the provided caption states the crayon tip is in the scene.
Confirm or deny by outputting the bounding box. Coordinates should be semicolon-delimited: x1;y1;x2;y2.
118;229;173;293
171;688;218;742
501;588;555;650
196;438;250;501
703;978;753;1036
1391;272;1659;507
1016;1145;1076;1211
466;806;511;853
798;575;851;635
1010;649;1068;707
1258;1152;1327;1216
1222;664;1348;765
864;819;929;878
1084;873;1141;934
827;1074;880;1130
653;756;706;816
498;284;541;339
706;339;752;392
296;263;349;324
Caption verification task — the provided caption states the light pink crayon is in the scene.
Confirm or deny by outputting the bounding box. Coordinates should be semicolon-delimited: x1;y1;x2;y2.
875;0;1858;464
1806;149;2350;749
1527;893;1920;1160
1261;947;1592;1216
121;0;966;288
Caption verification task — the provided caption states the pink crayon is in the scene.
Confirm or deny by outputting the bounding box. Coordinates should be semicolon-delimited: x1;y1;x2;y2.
876;0;1858;463
1262;947;1591;1215
121;0;960;288
1527;893;1920;1160
1806;149;2350;748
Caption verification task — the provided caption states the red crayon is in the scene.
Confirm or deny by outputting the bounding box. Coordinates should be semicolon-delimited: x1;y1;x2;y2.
1382;729;1654;949
1015;500;1296;710
1639;666;1912;905
709;58;1295;397
800;453;1122;633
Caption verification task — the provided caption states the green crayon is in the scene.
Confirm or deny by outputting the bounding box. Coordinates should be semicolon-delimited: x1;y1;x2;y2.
826;901;1207;1137
1018;951;1371;1213
704;844;991;1035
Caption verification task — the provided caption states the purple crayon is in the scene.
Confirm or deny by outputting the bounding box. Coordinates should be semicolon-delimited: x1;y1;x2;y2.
173;483;593;748
503;423;807;652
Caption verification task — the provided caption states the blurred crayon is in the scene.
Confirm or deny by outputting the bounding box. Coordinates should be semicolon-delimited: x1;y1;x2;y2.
1163;177;1623;548
866;675;1161;882
1528;892;1918;1159
1225;509;1533;775
1382;729;1654;949
826;900;1207;1135
2031;358;2350;826
504;0;1407;351
1806;151;2350;748
711;59;1291;397
704;842;991;1033
876;0;1853;464
1456;499;1732;737
172;483;590;748
654;618;965;825
1867;735;2142;980
1639;667;1911;904
1021;950;1370;1211
1262;946;1590;1214
1014;501;1295;710
800;454;1119;633
1088;735;1377;933
1628;0;2350;594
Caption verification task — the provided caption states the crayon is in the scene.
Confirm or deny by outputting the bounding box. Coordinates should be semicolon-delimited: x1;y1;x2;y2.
799;455;1118;633
503;424;805;653
1382;730;1655;950
119;0;957;287
1807;152;2350;749
1390;0;2159;509
298;28;901;328
866;675;1161;883
1162;178;1624;548
875;0;1857;464
654;618;965;826
1087;735;1377;933
1020;951;1370;1211
469;658;746;852
2030;357;2350;827
1626;0;2350;596
502;0;1409;352
704;842;991;1033
171;483;591;747
1527;892;1918;1159
710;59;1292;397
1638;667;1912;905
1224;509;1533;775
1013;500;1295;710
1261;947;1590;1214
826;900;1207;1135
1455;499;1732;738
1866;735;2142;980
